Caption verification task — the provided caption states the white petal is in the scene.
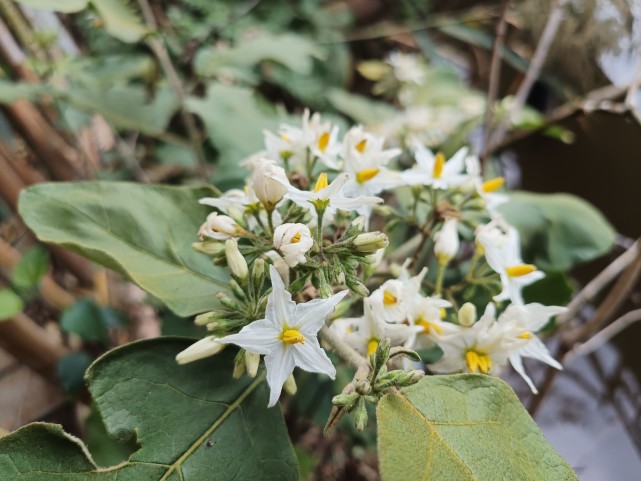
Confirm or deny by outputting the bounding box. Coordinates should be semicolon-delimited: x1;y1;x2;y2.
295;290;348;335
292;338;336;379
218;320;280;355
265;347;296;407
266;265;296;327
443;147;468;176
520;337;562;370
509;354;538;394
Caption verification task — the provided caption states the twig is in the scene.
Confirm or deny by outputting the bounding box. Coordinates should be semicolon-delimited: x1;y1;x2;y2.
319;325;367;369
488;0;570;150
556;239;639;326
480;0;511;168
564;309;641;362
137;0;208;177
562;248;641;346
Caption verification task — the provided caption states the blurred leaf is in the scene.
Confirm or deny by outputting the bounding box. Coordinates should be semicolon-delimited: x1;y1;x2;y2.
499;192;615;271
56;55;156;88
155;142;199;168
100;306;128;328
91;0;149;43
327;89;397;124
0;80;48;103
12;246;49;290
416;345;444;364
85;403;137;467
295;445;317;480
58;352;93;393
0;289;23;321
523;271;575;306
187;84;283;188
13;0;88;12
0;339;299;480
19;182;229;316
195;33;323;78
61;299;109;343
377;374;578;481
161;311;203;337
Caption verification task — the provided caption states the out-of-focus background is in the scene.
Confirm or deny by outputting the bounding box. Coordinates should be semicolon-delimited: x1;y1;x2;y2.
0;1;640;479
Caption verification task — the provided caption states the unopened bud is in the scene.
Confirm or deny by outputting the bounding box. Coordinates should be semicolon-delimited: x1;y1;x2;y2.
354;398;368;431
346;274;369;297
175;336;224;365
353;232;389;254
332;391;359;408
351;215;367;232
458;302;477;327
230;279;248;301
283;373;297;395
245;351;260;377
216;292;241;311
194;311;217;326
192;241;225;256
355;379;371;395
434;218;460;265
233;358;246;379
251;258;265;290
225;239;249;279
199;212;243;241
252;158;288;210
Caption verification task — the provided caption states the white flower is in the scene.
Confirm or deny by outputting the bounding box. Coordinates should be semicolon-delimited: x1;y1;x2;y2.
199;187;256;219
273;223;314;267
433;218;460;264
464;156;508;212
405;295;453;349
476;219;544;305
386;52;425;85
341;126;402;216
498;303;565;394
265;250;290;286
401;144;470;189
176;336;225;364
301;109;342;170
428;304;510;375
198;212;243;240
276;172;382;222
332;298;418;356
250;158;289;210
218;265;347;406
367;267;427;324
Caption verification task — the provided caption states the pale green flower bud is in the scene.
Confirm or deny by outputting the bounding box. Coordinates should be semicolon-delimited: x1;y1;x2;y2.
245;351;260;378
434;218;460;265
458;302;477;327
353;232;389;254
354;398;368;431
194;311;217;326
192;241;225;256
225;238;248;279
175;336;224;365
283;373;297;395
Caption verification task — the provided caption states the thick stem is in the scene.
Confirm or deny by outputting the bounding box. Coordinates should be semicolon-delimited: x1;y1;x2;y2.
434;261;446;296
319;325;367;370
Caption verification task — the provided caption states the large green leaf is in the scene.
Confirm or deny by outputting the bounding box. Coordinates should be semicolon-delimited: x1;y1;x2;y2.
377;374;577;481
0;338;299;480
499;192;615;271
18;182;229;316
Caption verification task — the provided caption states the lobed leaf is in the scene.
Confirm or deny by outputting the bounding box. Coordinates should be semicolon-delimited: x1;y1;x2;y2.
0;338;299;480
377;374;578;481
19;182;229;316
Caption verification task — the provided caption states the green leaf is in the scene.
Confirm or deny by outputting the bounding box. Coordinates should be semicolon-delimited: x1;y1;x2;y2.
60;299;109;343
0;338;299;480
12;246;49;290
58;351;93;393
499;192;615;271
326;89;397;125
0;289;23;321
13;0;89;13
523;271;575;307
377;374;578;481
91;0;149;43
0;80;49;104
85;403;137;467
19;182;229;316
195;33;323;78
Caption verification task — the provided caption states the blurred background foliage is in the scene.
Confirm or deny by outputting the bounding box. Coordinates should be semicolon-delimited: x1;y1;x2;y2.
0;0;640;480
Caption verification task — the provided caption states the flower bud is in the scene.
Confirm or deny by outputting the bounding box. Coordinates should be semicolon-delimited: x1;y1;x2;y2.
351;215;367;232
354;397;368;431
434;218;460;265
251;158;288;210
353;232;389;254
273;223;314;267
283;373;297;395
230;279;247;301
192;241;225;256
458;302;477;327
346;274;369;297
194;311;217;326
175;336;224;365
225;238;248;280
245;351;260;377
198;212;243;241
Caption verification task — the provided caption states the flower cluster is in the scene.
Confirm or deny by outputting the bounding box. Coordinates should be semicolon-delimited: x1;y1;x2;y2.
177;108;565;409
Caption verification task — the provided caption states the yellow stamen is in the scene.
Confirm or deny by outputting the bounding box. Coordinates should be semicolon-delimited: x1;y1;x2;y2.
433;153;445;179
383;291;397;306
367;339;379;356
465;350;492;374
290;232;301;244
356;168;380;184
313;173;329;192
281;328;305;345
355;139;367;153
318;132;330;152
481;177;505;193
280;133;290;142
517;331;533;340
417;318;443;335
506;264;537;277
439;308;447;319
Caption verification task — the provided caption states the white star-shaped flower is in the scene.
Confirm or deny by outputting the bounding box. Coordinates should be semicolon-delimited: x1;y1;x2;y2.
218;265;347;406
401;143;470;189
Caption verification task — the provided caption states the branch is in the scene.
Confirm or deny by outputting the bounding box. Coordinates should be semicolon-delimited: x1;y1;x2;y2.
319;325;367;369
